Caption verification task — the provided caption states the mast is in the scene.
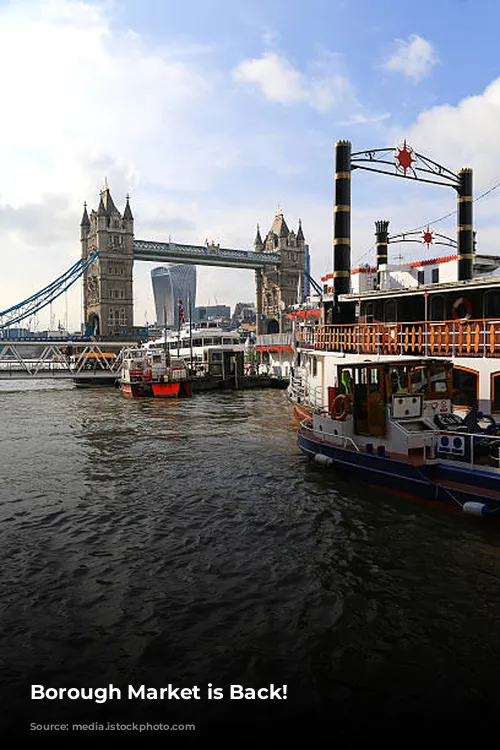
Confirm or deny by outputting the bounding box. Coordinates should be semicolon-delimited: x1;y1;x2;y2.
177;297;184;358
163;302;170;368
188;292;193;374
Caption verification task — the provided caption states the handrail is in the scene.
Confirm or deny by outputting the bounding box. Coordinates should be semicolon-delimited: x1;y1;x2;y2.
299;419;360;452
300;315;500;328
296;317;500;358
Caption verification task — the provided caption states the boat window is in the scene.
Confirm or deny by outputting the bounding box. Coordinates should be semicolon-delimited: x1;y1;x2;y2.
486;291;500;318
492;372;500;413
312;357;317;377
222;338;232;345
193;339;202;347
368;367;381;393
340;369;353;395
453;367;478;408
430;295;445;321
389;366;409;394
410;366;427;393
354;367;367;386
384;301;397;323
428;361;449;395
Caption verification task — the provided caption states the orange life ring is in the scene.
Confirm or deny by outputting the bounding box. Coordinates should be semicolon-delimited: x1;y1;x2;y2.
330;393;350;421
452;297;472;321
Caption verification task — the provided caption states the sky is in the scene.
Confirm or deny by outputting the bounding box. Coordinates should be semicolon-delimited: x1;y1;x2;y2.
1;0;500;330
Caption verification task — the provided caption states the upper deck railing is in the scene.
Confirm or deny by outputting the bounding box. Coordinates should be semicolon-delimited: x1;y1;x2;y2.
298;318;500;358
255;332;293;348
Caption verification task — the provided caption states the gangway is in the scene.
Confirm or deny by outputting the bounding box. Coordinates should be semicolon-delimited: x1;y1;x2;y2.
0;340;127;382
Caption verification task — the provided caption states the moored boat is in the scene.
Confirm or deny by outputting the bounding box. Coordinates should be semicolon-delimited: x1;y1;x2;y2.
119;349;193;399
297;358;500;516
150;357;192;398
119;354;153;398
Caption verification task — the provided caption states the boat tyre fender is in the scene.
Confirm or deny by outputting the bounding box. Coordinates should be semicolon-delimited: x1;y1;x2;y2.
452;296;472;322
331;394;349;421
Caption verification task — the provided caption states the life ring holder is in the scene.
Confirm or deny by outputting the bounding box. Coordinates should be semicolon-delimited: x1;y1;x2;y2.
452;296;472;322
330;393;350;421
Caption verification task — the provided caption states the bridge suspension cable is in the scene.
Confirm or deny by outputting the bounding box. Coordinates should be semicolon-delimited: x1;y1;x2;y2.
304;271;323;296
0;251;98;329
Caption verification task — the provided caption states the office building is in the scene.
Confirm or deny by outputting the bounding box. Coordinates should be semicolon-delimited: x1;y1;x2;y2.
151;265;197;328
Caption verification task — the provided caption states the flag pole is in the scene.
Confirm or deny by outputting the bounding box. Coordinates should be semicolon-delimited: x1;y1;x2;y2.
188;292;193;375
177;298;184;358
177;299;180;357
163;301;170;368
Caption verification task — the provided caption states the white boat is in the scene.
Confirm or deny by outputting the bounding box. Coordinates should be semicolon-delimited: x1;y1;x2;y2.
297;357;500;516
144;321;247;381
288;254;500;419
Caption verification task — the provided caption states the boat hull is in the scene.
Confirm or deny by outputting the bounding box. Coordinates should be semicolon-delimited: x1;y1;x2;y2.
151;382;181;398
120;382;153;398
297;428;500;515
151;380;193;398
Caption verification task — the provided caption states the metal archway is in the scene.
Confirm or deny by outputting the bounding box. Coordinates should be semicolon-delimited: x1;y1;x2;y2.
332;140;473;297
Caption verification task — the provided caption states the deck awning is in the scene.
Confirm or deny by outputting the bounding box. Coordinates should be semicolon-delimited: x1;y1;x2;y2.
286;309;321;320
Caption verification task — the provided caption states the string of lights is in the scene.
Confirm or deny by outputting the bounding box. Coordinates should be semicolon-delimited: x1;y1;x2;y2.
352;175;500;267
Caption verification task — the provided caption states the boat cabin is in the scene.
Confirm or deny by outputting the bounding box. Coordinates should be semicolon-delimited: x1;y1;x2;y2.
335;359;453;438
299;356;500;512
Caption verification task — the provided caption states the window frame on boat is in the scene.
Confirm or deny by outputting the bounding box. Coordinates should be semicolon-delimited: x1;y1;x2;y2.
452;365;479;410
337;359;453;403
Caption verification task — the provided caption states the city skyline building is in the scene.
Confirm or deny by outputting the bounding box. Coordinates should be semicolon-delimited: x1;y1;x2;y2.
151;264;197;328
192;304;231;324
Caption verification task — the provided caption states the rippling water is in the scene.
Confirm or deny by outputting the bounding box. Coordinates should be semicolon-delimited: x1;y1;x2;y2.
2;381;500;739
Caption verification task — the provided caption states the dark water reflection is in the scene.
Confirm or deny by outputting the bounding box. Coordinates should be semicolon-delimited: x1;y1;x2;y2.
1;382;500;739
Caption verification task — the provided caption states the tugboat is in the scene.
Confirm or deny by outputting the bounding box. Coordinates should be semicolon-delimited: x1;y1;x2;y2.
119;350;192;399
119;352;154;398
297;358;500;516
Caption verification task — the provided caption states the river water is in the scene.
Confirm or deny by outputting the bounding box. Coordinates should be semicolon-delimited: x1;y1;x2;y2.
1;381;500;740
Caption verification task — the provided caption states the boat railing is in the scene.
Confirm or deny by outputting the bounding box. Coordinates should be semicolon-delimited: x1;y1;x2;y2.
255;332;293;347
432;429;500;469
299;419;361;452
308;385;324;409
297;317;500;359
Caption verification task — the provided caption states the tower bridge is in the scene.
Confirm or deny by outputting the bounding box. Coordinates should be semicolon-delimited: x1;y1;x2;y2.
81;182;307;338
133;239;280;269
0;181;308;339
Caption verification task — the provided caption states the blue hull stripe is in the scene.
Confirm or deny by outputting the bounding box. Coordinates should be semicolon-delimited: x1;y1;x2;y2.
298;432;500;513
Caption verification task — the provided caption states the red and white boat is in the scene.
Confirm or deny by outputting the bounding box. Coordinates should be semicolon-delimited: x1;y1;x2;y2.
119;353;154;398
119;350;192;399
149;353;192;398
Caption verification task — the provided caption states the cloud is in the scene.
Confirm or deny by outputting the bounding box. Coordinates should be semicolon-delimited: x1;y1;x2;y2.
232;51;355;114
403;77;500;191
0;0;213;207
0;0;244;328
334;112;391;126
384;34;439;83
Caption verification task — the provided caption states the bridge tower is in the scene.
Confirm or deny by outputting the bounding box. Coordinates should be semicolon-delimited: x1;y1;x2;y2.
81;181;134;337
254;208;305;334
